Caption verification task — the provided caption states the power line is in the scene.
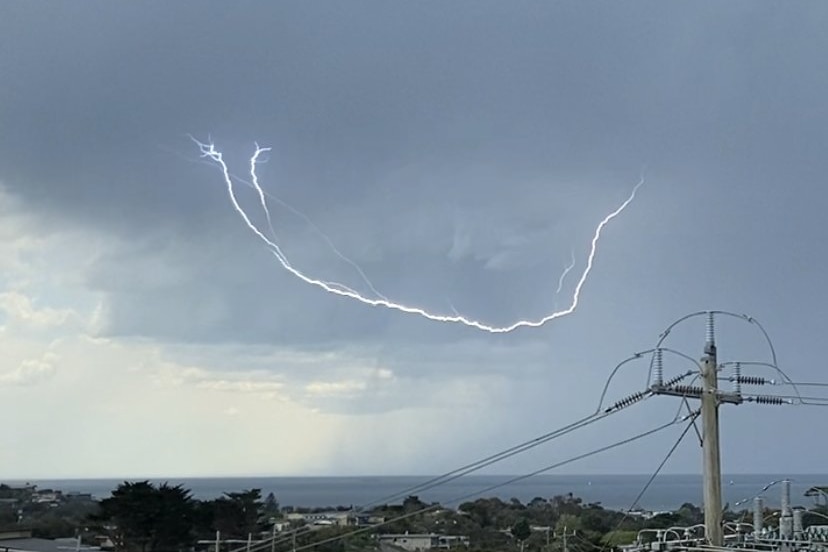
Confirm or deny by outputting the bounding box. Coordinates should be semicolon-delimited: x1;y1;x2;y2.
631;310;828;545
784;382;828;388
363;352;661;510
627;413;699;513
442;412;695;508
255;354;697;552
251;412;693;552
246;400;652;552
740;393;828;406
364;347;701;513
751;394;828;403
360;410;609;509
251;356;667;552
718;361;804;404
732;479;788;516
295;416;689;552
257;407;653;552
266;311;817;552
599;413;700;552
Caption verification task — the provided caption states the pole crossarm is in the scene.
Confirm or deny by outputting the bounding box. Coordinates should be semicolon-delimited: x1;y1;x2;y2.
651;385;743;405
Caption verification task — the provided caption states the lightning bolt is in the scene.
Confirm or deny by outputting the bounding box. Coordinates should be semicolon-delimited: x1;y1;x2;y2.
555;250;577;296
248;149;388;301
193;137;642;333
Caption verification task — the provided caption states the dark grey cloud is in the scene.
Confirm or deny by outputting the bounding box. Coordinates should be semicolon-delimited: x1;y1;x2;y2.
8;1;825;224
3;1;828;471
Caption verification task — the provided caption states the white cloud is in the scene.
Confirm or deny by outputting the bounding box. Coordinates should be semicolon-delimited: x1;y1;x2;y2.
0;291;76;331
305;379;367;398
0;169;676;479
0;194;522;477
0;352;58;386
196;378;285;395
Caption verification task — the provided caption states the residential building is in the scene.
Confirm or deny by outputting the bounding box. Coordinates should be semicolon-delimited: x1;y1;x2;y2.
378;533;469;552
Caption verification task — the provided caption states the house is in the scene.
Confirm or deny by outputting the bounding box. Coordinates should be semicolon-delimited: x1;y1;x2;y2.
379;534;439;552
284;511;352;527
436;536;469;549
0;535;99;552
378;534;469;552
32;491;61;505
352;514;386;527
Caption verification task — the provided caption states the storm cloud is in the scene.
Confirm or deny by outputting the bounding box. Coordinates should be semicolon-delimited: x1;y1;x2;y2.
1;1;827;477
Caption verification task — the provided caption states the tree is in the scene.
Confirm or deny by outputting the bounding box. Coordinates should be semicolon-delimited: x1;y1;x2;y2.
403;495;428;513
512;518;532;551
676;502;702;525
95;481;195;552
152;484;196;552
211;489;264;539
264;492;281;517
555;514;581;534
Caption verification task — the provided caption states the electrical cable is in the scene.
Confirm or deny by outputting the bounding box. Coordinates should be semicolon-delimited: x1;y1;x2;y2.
786;381;828;388
740;393;828;406
370;345;704;513
719;361;804;404
365;352;662;510
625;413;698;513
441;412;694;509
644;348;701;390
241;398;653;552
732;479;787;511
598;412;700;552
253;412;694;552
360;411;608;510
249;353;671;552
249;311;815;552
649;311;779;391
744;394;828;403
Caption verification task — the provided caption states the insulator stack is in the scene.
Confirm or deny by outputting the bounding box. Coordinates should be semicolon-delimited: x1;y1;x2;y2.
706;311;716;347
734;375;767;386
753;497;763;535
606;391;647;412
653;349;664;387
794;508;804;539
669;384;704;397
749;396;785;405
780;480;793;539
663;372;688;387
733;363;742;395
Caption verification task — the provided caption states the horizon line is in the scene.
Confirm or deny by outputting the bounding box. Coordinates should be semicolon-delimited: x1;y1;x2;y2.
6;472;828;481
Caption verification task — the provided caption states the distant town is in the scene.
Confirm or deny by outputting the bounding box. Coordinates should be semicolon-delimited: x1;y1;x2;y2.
2;479;827;552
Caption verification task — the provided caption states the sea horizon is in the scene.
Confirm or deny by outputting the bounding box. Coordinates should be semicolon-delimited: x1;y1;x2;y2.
6;473;826;512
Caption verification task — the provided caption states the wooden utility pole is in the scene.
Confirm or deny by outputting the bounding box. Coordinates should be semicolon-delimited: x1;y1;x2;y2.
701;313;723;547
647;311;790;547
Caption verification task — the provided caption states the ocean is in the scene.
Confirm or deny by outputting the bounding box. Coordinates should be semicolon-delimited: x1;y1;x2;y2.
8;474;826;512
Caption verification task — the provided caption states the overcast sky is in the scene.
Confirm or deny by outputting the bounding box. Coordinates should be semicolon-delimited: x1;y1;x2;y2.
1;1;827;480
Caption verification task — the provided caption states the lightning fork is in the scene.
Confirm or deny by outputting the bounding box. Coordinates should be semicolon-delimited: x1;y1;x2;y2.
193;137;642;334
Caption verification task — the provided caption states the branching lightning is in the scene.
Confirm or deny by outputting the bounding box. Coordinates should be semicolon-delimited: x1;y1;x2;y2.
221;144;389;300
193;137;642;333
555;250;577;296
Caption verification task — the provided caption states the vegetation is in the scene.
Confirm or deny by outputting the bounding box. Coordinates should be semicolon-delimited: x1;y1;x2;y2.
0;483;98;538
92;484;271;552
2;482;827;552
